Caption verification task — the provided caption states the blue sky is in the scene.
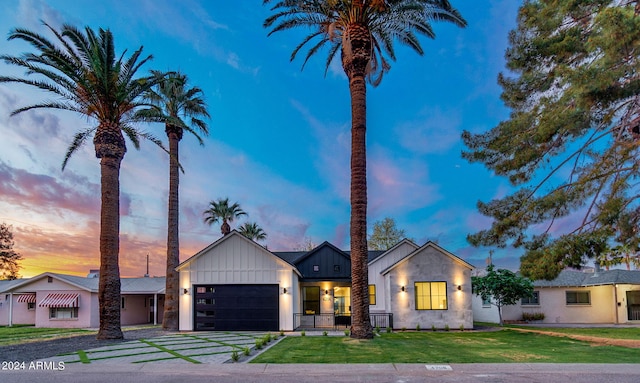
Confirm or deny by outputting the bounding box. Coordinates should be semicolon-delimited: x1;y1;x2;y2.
0;0;524;277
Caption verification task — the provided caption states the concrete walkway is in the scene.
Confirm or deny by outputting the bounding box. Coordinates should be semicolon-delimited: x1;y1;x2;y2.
42;331;283;365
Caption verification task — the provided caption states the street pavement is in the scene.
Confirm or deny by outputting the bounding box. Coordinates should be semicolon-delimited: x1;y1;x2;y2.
2;330;639;382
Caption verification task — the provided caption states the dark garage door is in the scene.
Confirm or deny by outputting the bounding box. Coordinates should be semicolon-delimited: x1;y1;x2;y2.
194;284;279;331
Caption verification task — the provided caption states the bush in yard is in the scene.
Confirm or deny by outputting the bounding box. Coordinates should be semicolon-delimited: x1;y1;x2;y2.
522;312;545;321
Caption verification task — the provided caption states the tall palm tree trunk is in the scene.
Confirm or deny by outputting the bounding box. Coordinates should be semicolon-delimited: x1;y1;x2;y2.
344;22;373;340
95;127;125;339
163;129;181;331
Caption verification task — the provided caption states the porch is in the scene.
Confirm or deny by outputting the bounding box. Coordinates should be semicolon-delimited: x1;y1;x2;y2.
294;312;393;330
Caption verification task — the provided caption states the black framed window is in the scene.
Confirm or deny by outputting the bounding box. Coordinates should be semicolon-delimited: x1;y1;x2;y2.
368;285;376;305
303;286;320;314
415;282;447;310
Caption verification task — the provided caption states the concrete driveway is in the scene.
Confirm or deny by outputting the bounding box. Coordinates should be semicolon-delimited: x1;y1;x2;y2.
44;331;279;365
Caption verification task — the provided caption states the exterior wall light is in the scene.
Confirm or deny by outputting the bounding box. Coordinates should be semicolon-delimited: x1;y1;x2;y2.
401;286;406;292
183;288;189;295
283;288;288;294
457;285;462;291
324;289;329;295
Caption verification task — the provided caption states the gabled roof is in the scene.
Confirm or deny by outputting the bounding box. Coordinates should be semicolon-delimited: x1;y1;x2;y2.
0;278;27;293
381;241;474;275
534;270;640;287
4;272;98;292
291;241;351;265
367;238;419;266
177;230;301;276
0;272;166;294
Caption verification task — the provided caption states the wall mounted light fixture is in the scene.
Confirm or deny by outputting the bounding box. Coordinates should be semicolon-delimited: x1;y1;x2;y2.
401;286;406;292
457;285;462;291
324;289;329;295
283;288;288;294
183;288;189;295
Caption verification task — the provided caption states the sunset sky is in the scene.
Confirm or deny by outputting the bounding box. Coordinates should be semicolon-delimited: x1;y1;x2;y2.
0;0;533;278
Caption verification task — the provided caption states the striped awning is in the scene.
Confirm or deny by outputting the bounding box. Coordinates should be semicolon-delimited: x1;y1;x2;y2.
38;293;79;308
17;294;36;303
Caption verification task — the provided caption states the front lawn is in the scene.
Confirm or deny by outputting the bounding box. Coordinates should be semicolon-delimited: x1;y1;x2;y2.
251;329;640;364
507;325;640;340
0;325;95;346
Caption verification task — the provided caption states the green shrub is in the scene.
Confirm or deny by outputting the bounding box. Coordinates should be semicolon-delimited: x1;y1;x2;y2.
301;330;306;337
280;329;284;337
344;329;350;336
522;312;545;321
231;350;239;362
444;324;450;332
459;324;465;331
401;327;406;332
416;324;421;331
243;346;250;356
431;324;436;331
255;339;264;349
374;326;380;334
386;327;392;333
323;331;328;336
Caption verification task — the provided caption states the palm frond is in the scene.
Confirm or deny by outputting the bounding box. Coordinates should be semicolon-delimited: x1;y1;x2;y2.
62;127;96;170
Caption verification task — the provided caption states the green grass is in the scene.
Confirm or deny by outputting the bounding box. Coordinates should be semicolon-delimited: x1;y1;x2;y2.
507;325;640;340
0;325;95;346
251;330;640;364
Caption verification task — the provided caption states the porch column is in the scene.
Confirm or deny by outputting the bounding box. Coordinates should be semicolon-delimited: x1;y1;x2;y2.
614;285;619;324
8;293;13;327
153;293;158;325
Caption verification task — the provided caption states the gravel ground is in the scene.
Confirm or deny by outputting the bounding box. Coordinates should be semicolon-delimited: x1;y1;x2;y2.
0;327;169;362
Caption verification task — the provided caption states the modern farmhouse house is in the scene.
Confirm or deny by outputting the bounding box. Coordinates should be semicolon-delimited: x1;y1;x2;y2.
177;231;474;332
0;272;166;328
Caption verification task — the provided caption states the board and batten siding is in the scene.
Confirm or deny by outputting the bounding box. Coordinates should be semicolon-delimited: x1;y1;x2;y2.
178;232;298;331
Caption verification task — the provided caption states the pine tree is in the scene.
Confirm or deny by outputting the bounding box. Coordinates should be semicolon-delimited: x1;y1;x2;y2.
462;1;640;279
0;223;23;280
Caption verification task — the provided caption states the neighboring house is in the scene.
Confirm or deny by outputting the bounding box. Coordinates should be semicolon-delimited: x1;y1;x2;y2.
177;231;474;332
473;269;640;324
0;272;166;328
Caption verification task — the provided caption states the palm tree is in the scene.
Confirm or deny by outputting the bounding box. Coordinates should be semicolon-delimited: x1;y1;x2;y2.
203;198;247;235
264;0;466;339
0;23;163;339
140;71;210;331
238;222;268;242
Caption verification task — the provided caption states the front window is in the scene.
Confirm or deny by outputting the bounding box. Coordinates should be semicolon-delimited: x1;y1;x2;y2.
303;286;320;314
521;291;540;305
482;296;492;307
27;302;36;310
368;285;376;305
333;286;351;314
415;282;447;310
566;291;590;305
50;307;78;319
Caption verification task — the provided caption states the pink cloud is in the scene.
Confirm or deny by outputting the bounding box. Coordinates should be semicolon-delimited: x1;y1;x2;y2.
0;161;132;218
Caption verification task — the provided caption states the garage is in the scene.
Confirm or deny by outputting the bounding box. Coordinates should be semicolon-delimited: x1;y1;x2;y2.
194;284;279;331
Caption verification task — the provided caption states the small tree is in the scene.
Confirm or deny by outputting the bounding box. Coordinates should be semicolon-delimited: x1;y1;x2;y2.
368;217;410;251
0;223;23;280
472;265;534;325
